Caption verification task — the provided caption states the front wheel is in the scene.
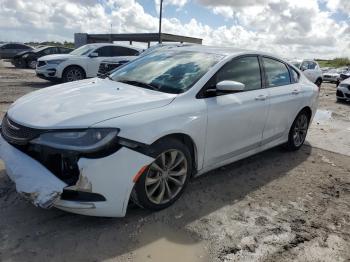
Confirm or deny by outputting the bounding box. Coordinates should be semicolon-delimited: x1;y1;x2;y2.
285;111;310;151
27;59;37;69
62;66;85;82
133;138;192;211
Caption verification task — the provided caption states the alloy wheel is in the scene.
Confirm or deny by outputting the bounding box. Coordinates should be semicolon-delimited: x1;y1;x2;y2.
145;149;188;205
293;114;308;147
29;60;37;69
66;68;83;82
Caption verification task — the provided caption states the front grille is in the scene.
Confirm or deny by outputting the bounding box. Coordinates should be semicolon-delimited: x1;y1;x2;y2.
1;115;44;145
1;115;79;185
37;61;46;67
98;62;122;75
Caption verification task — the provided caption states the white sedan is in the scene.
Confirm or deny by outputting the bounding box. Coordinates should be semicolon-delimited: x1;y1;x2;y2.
0;46;319;217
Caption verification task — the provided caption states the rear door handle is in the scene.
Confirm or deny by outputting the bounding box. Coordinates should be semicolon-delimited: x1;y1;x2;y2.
255;94;267;101
292;89;300;95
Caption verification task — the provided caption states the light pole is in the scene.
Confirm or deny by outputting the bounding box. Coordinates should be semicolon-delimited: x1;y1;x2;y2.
158;0;163;43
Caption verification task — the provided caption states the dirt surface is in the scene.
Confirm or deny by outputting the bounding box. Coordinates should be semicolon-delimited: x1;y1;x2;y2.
0;62;350;262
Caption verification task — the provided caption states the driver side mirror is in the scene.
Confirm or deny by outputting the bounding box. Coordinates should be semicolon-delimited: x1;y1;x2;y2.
216;80;245;92
89;52;98;58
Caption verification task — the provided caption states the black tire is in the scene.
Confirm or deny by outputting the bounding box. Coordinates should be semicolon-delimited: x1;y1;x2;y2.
285;110;310;151
27;59;37;69
62;66;85;82
315;78;322;88
13;59;26;68
133;138;192;211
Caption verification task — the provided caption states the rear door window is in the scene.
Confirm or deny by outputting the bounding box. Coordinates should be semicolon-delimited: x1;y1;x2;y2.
95;46;111;57
289;67;300;83
263;57;291;87
110;46;140;56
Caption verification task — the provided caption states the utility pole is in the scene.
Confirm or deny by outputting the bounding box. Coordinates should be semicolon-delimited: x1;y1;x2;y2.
158;0;163;43
110;23;113;43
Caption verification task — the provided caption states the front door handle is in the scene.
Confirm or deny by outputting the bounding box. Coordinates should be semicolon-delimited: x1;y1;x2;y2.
255;94;267;101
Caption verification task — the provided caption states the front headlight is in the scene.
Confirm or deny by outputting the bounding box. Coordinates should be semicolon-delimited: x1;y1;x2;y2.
30;128;119;153
47;59;66;65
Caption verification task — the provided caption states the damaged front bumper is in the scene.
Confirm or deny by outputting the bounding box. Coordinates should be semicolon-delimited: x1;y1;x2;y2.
0;135;67;208
0;135;154;217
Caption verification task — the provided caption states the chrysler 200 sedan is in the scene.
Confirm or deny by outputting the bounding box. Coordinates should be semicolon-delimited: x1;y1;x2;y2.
0;46;319;217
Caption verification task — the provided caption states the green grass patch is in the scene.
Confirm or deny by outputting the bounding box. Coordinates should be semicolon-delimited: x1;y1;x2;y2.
316;58;350;68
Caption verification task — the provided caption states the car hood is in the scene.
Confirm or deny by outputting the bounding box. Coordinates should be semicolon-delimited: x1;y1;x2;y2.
38;54;73;61
7;78;177;128
341;77;350;85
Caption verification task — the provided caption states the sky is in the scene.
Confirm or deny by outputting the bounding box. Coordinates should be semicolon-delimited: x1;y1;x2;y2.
0;0;349;59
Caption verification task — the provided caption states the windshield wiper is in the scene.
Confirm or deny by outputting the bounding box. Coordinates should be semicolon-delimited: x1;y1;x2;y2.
117;79;160;91
97;72;113;80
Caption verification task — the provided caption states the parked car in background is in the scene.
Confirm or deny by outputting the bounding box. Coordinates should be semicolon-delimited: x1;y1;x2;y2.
97;59;132;77
339;70;350;83
290;59;323;87
0;46;319;217
97;43;190;77
336;78;350;102
36;43;142;82
323;68;341;83
0;43;33;59
12;46;73;69
321;67;334;73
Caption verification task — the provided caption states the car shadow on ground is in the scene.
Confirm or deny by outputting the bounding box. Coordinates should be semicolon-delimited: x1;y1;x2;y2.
0;145;312;261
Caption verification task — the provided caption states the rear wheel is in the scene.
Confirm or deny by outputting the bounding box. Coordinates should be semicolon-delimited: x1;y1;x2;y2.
13;59;26;68
285;111;310;151
62;66;85;82
133;138;192;211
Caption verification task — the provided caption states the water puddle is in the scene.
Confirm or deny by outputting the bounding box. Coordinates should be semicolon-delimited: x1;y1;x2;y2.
133;222;208;262
314;109;333;122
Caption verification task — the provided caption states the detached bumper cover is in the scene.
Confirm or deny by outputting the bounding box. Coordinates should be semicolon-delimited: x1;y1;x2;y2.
0;135;67;208
0;134;155;217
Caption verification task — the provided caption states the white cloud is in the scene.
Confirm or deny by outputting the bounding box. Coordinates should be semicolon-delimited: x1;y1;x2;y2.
0;0;348;59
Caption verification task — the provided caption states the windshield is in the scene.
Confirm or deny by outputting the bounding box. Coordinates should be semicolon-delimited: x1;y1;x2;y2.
110;50;223;94
70;45;95;56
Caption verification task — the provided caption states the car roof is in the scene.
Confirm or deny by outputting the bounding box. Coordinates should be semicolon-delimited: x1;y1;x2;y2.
153;44;283;60
85;43;143;51
288;59;317;63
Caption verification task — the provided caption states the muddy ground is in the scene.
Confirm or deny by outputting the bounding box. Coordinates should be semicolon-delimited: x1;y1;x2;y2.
0;61;349;262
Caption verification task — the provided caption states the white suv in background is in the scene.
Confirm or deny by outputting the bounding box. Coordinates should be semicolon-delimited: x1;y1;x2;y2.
36;44;142;82
290;59;323;87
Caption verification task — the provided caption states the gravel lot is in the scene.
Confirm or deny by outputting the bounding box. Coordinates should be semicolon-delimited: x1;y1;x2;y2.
0;61;350;262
